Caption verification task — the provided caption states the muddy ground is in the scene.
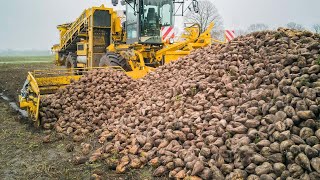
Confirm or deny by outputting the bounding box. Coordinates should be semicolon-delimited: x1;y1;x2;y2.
0;62;165;179
0;63;54;102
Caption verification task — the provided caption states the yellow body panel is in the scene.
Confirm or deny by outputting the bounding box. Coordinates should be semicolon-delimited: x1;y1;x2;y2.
163;51;190;63
125;67;153;79
52;5;122;67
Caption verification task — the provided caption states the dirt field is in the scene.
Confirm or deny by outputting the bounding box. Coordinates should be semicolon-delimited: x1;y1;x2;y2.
0;59;54;102
0;59;164;180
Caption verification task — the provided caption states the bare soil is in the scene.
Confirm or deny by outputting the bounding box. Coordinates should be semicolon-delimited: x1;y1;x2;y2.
0;63;54;102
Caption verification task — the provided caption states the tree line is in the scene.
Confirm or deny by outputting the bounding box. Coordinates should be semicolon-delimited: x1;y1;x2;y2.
184;0;320;40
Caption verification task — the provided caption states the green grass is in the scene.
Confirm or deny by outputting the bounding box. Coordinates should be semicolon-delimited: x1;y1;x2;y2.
254;134;261;144
0;56;54;64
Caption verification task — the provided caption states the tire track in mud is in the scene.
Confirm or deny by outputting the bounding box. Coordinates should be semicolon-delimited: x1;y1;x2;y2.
0;93;28;118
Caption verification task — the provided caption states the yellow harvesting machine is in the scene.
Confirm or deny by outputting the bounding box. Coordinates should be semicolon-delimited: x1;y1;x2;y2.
19;0;220;126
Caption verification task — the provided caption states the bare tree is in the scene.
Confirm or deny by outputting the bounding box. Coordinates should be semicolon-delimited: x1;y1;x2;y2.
184;0;224;39
247;23;269;33
313;24;320;33
287;22;305;30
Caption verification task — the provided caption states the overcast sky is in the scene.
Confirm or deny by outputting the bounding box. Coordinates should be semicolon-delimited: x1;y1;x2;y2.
0;0;319;50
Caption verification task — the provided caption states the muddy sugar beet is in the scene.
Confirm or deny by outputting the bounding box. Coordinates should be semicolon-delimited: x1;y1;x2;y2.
40;28;320;179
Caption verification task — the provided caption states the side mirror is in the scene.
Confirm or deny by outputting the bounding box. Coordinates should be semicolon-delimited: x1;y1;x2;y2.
112;0;119;6
192;0;199;13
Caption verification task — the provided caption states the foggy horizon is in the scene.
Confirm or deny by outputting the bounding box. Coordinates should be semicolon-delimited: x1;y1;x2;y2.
1;0;319;50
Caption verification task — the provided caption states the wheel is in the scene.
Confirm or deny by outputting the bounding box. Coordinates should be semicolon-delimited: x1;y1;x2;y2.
65;54;77;74
99;52;132;71
58;54;67;65
65;54;77;69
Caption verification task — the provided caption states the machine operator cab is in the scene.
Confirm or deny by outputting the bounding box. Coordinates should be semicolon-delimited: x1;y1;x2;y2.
124;0;174;44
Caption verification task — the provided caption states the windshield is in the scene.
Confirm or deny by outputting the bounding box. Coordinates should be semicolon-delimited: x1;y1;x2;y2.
126;2;138;43
140;0;173;43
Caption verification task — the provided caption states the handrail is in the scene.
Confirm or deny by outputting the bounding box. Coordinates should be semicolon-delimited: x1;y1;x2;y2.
32;67;126;78
60;10;88;48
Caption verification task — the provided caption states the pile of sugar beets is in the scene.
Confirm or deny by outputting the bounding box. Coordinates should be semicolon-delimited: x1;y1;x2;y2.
40;28;320;180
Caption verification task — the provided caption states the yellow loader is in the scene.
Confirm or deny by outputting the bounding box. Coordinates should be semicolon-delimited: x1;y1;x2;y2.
19;0;222;127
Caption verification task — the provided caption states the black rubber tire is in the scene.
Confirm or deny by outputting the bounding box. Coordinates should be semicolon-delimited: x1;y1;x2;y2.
99;52;132;71
65;54;77;69
59;54;67;65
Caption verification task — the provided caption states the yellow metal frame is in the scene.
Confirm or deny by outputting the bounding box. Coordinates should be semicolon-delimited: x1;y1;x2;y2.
52;5;122;67
52;4;219;74
19;69;84;126
23;5;225;125
111;23;217;69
